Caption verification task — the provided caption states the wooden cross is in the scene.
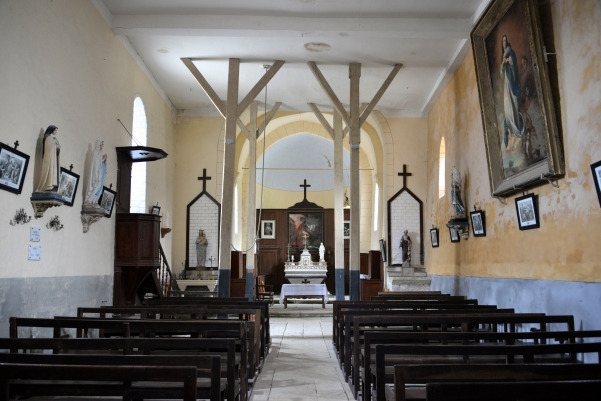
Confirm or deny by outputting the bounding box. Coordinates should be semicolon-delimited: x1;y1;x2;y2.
398;164;413;188
13;141;19;150
198;168;212;192
69;164;74;172
300;179;311;201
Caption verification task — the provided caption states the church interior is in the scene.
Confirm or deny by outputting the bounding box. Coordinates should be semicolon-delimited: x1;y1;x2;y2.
1;1;601;397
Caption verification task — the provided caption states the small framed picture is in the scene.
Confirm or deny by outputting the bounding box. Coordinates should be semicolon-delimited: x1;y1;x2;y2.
99;186;116;217
470;210;486;237
430;228;439;248
57;167;80;207
379;239;387;262
515;193;540;230
449;227;460;243
151;205;161;215
0;142;30;195
343;220;350;239
261;220;275;239
591;160;601;208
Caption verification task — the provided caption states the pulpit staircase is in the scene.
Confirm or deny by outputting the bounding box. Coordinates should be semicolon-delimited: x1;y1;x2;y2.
137;244;177;302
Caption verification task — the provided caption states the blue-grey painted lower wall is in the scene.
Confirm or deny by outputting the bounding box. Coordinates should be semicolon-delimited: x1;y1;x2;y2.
431;275;601;330
0;275;113;338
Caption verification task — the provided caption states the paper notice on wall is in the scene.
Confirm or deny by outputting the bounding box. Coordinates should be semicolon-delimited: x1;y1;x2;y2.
28;244;41;261
30;227;41;242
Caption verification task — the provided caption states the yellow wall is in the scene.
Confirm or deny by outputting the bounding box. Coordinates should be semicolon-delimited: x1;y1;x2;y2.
425;0;601;282
0;0;175;279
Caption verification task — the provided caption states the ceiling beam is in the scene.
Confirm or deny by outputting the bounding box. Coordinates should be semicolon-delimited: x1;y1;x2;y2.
308;103;334;139
237;60;285;117
112;15;472;40
257;102;282;139
307;62;351;128
359;64;402;127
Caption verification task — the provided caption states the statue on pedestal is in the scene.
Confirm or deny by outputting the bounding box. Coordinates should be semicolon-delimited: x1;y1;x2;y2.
319;243;325;261
83;140;107;209
36;125;61;193
399;230;412;265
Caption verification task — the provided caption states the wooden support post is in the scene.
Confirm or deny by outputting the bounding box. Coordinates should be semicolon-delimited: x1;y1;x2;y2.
349;63;361;301
333;109;345;300
245;101;258;300
256;102;282;138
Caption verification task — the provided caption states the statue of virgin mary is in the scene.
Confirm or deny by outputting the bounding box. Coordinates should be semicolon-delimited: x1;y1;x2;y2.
83;140;107;208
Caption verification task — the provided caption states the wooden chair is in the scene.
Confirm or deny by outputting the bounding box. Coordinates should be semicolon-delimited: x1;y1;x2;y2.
256;275;274;306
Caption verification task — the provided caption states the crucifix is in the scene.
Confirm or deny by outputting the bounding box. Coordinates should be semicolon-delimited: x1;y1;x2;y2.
198;168;212;193
300;179;311;201
398;164;412;189
302;232;309;249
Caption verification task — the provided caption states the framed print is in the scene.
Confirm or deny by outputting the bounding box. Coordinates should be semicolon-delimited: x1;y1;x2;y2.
99;186;116;217
471;0;564;197
57;168;80;207
430;228;439;248
288;212;324;252
261;220;275;239
591;160;601;208
515;193;539;230
379;239;387;262
343;220;350;239
0;142;30;195
151;205;161;215
449;227;460;243
470;210;487;237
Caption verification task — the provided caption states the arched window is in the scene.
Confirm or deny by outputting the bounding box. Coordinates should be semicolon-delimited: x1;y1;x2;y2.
373;182;379;231
130;96;147;213
438;138;446;198
234;184;239;235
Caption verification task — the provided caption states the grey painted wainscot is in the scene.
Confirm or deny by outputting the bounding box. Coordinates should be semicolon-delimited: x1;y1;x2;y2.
0;275;112;338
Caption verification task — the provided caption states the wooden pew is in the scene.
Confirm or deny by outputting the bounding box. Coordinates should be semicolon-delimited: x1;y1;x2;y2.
366;330;601;401
370;295;467;301
2;334;241;401
0;354;223;401
0;363;200;401
373;342;601;401
388;363;601;401
425;380;601;401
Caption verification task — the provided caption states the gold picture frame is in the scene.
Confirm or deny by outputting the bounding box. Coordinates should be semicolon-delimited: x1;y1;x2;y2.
471;0;564;197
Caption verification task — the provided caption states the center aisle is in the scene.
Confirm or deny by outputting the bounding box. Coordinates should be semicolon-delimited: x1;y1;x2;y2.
250;316;354;401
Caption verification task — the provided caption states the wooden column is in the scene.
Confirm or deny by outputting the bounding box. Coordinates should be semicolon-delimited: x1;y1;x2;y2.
217;58;240;297
245;101;258;300
349;63;361;301
333;110;345;300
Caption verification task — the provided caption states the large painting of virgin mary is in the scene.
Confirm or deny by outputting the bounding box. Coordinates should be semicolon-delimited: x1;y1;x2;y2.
471;0;564;197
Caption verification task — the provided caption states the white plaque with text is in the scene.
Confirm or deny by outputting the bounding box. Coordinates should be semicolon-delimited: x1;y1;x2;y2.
28;244;41;261
30;227;41;242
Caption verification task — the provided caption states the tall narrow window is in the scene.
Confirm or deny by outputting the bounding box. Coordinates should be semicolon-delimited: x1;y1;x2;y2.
130;96;147;213
234;184;239;235
438;138;446;198
373;183;379;231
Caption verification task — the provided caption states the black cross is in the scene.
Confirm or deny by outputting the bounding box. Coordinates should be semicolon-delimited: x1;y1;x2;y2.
69;164;73;172
300;179;311;201
398;164;412;188
198;168;212;192
301;279;310;284
13;141;19;150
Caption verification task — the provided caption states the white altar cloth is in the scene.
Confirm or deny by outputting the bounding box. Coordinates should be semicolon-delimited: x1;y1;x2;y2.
280;284;329;304
176;279;218;292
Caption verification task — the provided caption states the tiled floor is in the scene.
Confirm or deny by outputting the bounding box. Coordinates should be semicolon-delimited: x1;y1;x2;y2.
250;315;353;401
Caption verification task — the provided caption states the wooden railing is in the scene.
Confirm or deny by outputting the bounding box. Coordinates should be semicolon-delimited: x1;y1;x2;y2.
158;244;174;296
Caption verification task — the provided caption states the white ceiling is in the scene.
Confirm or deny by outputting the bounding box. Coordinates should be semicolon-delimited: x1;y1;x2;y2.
94;0;490;117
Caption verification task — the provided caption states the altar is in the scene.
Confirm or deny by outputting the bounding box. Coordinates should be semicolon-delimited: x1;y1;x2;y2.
176;279;218;292
284;244;327;284
280;284;328;308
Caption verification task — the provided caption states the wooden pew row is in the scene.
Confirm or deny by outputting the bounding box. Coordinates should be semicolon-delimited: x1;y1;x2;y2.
0;363;202;401
387;363;601;401
365;330;601;401
370;295;467;301
373;342;601;401
3;332;240;401
78;306;262;379
425;380;601;401
377;291;442;296
9;317;247;401
347;314;574;391
332;300;482;350
0;354;223;401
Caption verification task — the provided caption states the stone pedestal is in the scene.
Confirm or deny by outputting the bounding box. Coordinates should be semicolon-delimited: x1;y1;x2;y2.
386;264;431;291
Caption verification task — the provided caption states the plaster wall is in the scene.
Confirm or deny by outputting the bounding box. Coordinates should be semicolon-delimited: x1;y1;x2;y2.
426;1;601;286
0;0;175;320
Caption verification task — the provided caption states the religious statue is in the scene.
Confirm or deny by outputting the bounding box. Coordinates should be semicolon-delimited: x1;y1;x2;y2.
35;125;61;192
399;230;412;265
83;140;107;208
319;243;325;261
450;167;465;217
196;229;208;267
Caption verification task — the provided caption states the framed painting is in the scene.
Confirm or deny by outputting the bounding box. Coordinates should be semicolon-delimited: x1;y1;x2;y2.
261;220;275;239
99;186;116;217
57;167;80;207
470;210;487;237
430;228;439;248
0;142;30;195
471;0;564;197
151;205;161;215
449;227;460;243
288;212;323;252
515;193;539;230
591;160;601;208
343;220;350;239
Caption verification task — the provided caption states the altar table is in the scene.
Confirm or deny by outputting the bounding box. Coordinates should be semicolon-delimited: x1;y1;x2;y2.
176;279;218;292
280;284;328;308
